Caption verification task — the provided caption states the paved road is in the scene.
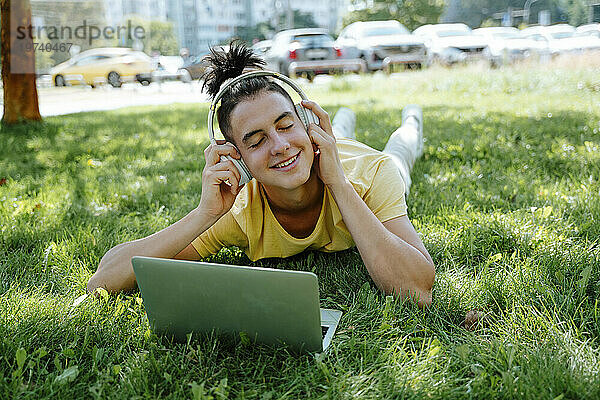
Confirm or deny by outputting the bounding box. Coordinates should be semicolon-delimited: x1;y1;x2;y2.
0;74;366;118
0;81;210;118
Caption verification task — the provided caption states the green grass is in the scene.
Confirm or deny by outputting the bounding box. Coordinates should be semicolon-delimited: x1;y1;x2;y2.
1;62;600;399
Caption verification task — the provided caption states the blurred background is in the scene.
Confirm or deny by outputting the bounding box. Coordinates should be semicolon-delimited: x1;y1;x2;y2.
2;0;600;116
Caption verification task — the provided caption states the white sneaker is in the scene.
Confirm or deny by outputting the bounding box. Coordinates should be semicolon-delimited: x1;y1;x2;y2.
332;107;356;140
401;105;423;157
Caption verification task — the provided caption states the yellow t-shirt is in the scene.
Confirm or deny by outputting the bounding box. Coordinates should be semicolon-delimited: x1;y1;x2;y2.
191;138;407;261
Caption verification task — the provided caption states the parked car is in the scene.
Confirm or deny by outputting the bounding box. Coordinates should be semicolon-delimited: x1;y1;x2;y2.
413;23;488;65
521;24;600;55
335;20;427;70
575;23;600;39
473;26;550;66
264;28;342;77
179;53;210;80
150;56;191;83
251;40;273;57
50;47;154;88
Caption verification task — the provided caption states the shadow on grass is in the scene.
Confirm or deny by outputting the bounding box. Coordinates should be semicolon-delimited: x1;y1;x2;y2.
1;102;599;315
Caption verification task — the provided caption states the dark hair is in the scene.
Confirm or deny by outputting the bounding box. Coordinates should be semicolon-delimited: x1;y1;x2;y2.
201;40;296;143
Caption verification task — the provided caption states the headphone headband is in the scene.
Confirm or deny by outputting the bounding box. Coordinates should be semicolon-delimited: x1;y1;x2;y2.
208;70;309;144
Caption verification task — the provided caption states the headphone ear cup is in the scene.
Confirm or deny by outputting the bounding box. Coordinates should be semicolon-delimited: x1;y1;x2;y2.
229;156;252;186
295;103;321;130
305;109;319;126
295;103;308;129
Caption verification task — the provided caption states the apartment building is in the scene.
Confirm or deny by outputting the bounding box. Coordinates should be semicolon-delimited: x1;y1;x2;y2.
167;0;249;55
104;0;168;25
99;0;350;56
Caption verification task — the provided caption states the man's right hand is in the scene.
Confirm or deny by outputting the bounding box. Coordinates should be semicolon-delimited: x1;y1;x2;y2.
198;140;245;219
88;141;244;294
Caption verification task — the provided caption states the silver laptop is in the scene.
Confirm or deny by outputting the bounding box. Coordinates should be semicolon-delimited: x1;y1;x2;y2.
132;256;342;354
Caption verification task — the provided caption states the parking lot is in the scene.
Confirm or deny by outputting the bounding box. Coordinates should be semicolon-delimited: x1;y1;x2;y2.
1;48;598;120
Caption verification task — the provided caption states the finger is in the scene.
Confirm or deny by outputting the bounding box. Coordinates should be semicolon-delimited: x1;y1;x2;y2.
207;159;242;184
211;170;239;194
309;123;335;142
216;158;242;184
301;100;333;136
205;143;241;166
308;123;334;150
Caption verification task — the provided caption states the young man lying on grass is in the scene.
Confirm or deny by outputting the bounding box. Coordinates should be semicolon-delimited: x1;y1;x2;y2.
87;42;435;307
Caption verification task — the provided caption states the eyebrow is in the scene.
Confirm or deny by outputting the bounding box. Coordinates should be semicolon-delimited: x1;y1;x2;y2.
241;111;293;144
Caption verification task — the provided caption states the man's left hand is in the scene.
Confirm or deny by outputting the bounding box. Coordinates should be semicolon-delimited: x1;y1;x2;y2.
301;100;347;190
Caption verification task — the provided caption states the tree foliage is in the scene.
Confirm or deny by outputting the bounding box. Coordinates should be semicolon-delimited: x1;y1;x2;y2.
342;0;446;31
121;17;179;55
30;1;109;68
446;0;575;28
235;10;317;44
147;20;179;55
235;21;274;44
279;10;319;30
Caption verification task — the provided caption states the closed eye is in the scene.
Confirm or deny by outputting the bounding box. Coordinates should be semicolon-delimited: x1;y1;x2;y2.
249;137;264;149
280;124;293;130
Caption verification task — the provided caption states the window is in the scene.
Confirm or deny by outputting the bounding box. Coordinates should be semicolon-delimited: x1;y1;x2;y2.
75;55;108;66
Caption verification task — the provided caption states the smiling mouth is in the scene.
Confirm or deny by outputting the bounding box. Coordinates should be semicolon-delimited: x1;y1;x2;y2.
271;152;300;169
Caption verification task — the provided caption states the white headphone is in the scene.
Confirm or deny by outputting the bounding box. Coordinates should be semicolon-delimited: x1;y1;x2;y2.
207;70;320;186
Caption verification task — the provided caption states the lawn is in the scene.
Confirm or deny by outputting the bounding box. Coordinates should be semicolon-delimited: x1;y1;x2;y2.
1;59;600;399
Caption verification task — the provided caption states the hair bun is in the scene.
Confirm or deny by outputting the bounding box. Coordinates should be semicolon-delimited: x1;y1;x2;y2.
201;40;266;99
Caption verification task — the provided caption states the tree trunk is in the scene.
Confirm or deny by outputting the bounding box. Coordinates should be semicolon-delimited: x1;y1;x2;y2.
1;0;42;124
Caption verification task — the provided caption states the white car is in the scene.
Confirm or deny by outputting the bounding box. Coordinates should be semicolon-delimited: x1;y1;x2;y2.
251;40;273;57
335;20;427;70
521;24;600;55
152;56;190;83
473;26;550;66
576;23;600;39
413;23;488;65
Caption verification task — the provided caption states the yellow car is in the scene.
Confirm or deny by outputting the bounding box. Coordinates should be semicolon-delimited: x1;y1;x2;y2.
50;47;154;88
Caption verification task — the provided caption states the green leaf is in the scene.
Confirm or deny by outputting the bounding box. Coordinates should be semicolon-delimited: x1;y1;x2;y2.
428;346;441;358
428;338;442;358
92;346;104;363
307;252;315;266
489;253;502;263
95;287;109;301
382;295;394;319
54;365;79;384
54;355;62;371
37;347;48;359
455;344;470;361
578;265;592;294
190;381;213;400
63;348;75;358
214;378;229;399
541;206;553;218
15;348;26;371
379;321;392;330
239;331;251;346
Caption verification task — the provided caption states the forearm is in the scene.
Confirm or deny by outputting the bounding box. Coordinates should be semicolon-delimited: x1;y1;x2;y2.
329;180;434;306
88;208;218;293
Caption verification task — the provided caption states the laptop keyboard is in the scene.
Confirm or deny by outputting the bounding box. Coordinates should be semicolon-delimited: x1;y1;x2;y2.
321;326;329;339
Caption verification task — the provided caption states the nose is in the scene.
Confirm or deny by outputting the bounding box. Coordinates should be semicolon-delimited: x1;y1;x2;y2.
269;132;290;156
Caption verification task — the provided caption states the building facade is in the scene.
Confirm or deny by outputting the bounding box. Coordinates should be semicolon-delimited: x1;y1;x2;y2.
104;0;168;25
100;0;350;56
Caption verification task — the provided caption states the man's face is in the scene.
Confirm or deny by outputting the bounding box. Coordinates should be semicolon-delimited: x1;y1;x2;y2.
228;91;315;190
